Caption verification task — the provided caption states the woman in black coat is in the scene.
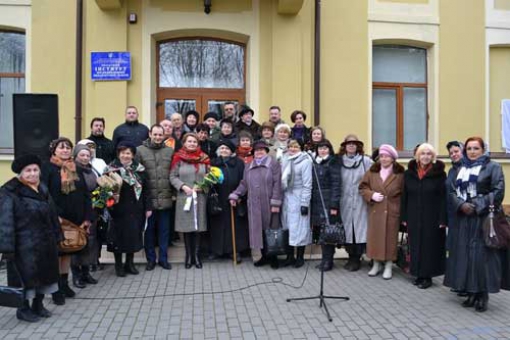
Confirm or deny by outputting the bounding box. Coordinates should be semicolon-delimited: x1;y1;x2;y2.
106;142;151;277
401;143;447;289
41;137;92;305
209;140;249;262
444;137;505;312
0;155;61;322
310;140;341;272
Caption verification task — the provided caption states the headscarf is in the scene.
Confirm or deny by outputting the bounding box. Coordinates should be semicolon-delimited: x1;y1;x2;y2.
107;159;145;200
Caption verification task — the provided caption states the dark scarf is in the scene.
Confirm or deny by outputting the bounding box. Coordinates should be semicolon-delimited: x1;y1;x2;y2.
107;159;145;200
170;147;210;172
455;155;489;200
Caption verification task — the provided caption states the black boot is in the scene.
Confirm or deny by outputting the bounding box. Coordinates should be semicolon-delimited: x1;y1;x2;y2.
52;278;65;306
281;246;296;267
345;254;361;272
71;266;86;288
82;266;98;284
475;292;488;312
114;253;126;277
31;294;51;318
17;300;40;322
60;274;75;298
320;245;334;272
462;293;477;308
184;234;192;269
294;246;306;268
124;253;139;275
194;233;202;269
254;255;269;267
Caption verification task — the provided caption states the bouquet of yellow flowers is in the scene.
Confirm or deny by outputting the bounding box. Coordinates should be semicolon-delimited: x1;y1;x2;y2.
92;172;123;209
194;166;224;193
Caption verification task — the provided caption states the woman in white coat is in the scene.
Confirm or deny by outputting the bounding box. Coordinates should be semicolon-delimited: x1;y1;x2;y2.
281;139;313;268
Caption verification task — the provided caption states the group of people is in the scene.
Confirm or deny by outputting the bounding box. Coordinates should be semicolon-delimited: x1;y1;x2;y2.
1;103;508;323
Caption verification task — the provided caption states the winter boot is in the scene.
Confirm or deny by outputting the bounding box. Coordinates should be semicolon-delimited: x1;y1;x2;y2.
71;266;86;288
382;261;393;280
475;292;488;312
114;253;126;277
82;266;98;284
51;278;65;306
16;300;40;322
60;274;76;298
31;294;51;318
124;253;139;275
368;261;381;277
320;245;334;272
294;246;306;268
281;246;296;267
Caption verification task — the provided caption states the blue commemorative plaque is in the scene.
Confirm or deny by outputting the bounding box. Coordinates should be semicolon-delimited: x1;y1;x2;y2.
91;52;131;81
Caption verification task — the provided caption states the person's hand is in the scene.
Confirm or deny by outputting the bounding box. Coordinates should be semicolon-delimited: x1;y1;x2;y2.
113;193;120;203
182;185;193;196
372;192;384;202
300;206;309;216
146;211;152;219
460;203;475;215
230;200;237;207
271;206;280;213
330;209;338;216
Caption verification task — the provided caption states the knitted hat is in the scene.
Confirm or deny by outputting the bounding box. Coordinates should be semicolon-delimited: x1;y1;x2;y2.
216;139;236;153
11;154;41;174
378;144;398;160
73;144;91;159
204;111;220;121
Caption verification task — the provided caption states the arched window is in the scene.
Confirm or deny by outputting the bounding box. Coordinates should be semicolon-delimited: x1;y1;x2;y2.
157;38;246;121
0;31;25;153
372;45;427;151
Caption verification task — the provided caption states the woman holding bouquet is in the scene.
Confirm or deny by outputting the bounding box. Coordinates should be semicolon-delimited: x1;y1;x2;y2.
106;142;151;277
209;140;249;262
170;133;210;269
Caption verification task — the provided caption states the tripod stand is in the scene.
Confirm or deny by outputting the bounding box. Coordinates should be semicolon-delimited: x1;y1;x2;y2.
286;153;349;322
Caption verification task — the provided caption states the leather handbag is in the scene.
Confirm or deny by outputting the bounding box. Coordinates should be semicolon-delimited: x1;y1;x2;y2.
264;213;289;257
58;218;88;253
396;232;410;274
483;193;510;249
319;222;346;245
0;259;25;308
207;188;223;216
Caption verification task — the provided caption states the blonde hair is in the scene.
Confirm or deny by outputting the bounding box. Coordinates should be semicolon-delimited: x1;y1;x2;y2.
414;143;437;162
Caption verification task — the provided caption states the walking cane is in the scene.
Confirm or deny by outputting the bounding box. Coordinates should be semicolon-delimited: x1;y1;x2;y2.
230;206;238;265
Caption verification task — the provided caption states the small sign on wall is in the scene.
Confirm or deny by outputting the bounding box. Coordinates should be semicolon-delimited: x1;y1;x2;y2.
91;52;131;81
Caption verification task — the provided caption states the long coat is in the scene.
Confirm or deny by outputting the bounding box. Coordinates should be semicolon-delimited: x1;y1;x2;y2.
282;152;313;246
106;161;150;253
0;179;61;289
229;155;283;250
136;140;174;210
359;162;405;261
209;156;249;255
311;156;341;226
170;161;208;233
401;160;447;278
444;158;506;293
339;154;373;244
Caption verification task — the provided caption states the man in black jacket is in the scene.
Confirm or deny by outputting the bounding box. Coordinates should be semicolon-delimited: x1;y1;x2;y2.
87;117;115;165
112;106;149;148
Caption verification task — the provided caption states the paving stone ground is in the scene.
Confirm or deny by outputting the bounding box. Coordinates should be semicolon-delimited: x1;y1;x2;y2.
1;257;510;339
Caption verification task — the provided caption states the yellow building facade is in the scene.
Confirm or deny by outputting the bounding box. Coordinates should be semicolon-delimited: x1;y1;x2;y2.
1;0;510;201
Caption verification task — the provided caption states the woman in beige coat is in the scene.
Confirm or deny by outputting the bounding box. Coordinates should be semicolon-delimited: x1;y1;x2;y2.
359;144;404;280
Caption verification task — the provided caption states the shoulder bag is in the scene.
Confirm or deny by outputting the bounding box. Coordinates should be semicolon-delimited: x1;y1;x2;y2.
58;218;88;253
264;213;289;257
483;193;510;249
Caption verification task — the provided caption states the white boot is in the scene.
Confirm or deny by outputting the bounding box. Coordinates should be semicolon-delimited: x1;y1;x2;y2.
382;261;393;280
368;261;381;277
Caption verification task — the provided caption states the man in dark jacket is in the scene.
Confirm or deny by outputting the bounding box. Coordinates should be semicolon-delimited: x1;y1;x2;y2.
235;105;261;140
112;106;149;148
87;117;115;165
136;124;174;270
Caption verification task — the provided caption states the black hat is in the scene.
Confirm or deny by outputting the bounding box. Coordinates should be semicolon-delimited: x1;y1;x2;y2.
217;139;236;153
117;141;137;155
185;110;200;121
252;140;270;152
238;105;254;118
11;154;41;174
204;111;220;121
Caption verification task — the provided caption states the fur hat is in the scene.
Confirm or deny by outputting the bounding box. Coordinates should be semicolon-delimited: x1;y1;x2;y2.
217;139;236;153
204;111;220;121
12;154;41;174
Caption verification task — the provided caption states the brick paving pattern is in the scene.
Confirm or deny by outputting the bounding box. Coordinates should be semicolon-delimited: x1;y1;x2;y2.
1;259;510;339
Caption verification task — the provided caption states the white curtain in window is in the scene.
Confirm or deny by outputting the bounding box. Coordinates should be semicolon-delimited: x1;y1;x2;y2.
372;88;397;147
403;88;427;150
373;46;426;84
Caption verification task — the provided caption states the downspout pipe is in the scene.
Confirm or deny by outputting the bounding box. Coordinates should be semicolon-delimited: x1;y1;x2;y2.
75;0;83;141
313;0;321;126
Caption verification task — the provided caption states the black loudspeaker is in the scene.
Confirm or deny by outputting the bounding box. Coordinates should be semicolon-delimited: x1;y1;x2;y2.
13;94;59;162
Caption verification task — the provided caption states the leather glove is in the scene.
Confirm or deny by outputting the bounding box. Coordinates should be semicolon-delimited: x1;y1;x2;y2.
300;206;309;216
460;203;476;215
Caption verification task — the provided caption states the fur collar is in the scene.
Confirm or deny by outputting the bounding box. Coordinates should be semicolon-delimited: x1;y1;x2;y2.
369;162;405;174
407;159;445;177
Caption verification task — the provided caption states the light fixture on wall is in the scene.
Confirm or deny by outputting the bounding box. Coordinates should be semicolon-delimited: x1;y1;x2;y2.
204;0;212;14
128;13;137;24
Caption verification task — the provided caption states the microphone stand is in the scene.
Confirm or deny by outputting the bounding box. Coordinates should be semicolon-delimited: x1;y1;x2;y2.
286;151;349;322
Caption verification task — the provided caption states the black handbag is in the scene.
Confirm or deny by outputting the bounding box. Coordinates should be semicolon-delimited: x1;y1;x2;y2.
319;222;346;245
264;213;289;257
0;258;25;308
483;193;510;249
207;188;223;216
396;232;410;274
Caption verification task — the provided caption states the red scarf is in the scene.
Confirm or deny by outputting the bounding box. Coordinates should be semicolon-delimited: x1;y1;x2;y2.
417;162;432;180
170;147;210;172
237;146;254;164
